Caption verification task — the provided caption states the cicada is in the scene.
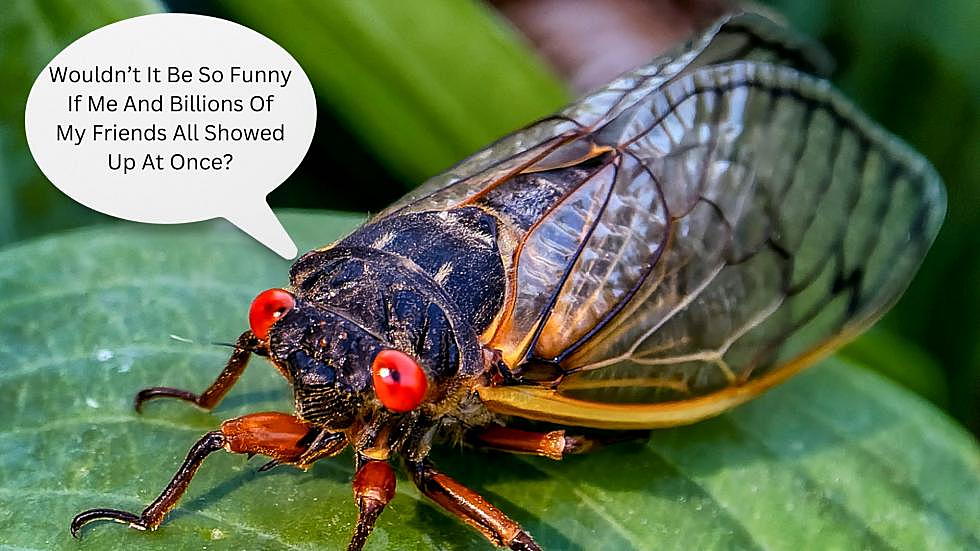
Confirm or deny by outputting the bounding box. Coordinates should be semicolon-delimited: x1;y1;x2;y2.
71;13;945;550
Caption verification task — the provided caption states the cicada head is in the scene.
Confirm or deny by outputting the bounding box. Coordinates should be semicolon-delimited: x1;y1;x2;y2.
251;277;475;449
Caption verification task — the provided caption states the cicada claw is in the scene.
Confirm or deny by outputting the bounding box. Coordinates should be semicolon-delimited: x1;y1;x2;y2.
70;508;149;538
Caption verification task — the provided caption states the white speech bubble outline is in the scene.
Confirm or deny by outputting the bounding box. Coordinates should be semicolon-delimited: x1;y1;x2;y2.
24;13;318;259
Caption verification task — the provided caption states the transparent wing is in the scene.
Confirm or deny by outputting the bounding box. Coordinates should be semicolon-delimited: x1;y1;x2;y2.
356;13;943;422
489;60;944;410
377;12;832;220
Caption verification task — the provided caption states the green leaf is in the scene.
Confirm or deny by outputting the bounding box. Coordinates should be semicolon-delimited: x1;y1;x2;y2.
0;0;163;247
217;0;569;182
840;328;948;407
0;211;977;550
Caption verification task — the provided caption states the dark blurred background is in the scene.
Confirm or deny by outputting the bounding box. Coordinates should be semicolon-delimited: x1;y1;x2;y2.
1;0;977;433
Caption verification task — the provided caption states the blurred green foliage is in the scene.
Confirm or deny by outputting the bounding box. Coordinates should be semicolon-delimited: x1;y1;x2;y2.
218;1;567;184
0;0;976;432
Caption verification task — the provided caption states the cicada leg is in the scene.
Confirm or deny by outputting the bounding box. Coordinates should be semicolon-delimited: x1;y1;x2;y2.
70;412;319;537
474;426;591;460
347;460;397;551
258;428;348;472
409;461;541;551
474;426;649;460
134;330;259;412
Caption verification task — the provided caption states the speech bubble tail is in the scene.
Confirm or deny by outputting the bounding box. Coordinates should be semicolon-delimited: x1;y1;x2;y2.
224;201;298;259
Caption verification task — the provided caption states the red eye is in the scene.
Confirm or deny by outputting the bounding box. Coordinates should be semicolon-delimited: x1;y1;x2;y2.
371;349;427;412
248;288;295;340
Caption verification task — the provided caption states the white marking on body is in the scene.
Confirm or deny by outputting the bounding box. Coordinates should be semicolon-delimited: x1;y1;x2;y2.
434;262;454;285
372;231;396;249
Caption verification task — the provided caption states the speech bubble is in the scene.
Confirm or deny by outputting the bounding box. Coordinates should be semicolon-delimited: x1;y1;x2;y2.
24;13;317;259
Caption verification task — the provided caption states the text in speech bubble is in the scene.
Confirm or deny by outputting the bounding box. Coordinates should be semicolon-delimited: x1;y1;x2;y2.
24;13;317;259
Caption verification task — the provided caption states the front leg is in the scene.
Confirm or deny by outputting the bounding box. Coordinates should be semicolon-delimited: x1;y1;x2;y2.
258;429;348;472
70;412;316;537
347;460;396;551
410;461;541;551
134;330;259;412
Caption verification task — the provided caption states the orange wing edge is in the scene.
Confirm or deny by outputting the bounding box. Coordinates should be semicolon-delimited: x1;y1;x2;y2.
476;327;860;429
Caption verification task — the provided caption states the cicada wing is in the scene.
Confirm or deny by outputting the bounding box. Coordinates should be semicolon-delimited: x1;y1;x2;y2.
481;61;944;424
378;13;832;221
353;12;942;427
565;11;833;131
560;61;942;401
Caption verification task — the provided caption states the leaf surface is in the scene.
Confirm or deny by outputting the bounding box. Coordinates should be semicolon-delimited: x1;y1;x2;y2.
0;212;976;550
